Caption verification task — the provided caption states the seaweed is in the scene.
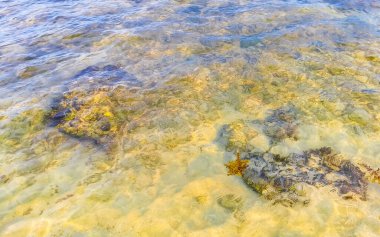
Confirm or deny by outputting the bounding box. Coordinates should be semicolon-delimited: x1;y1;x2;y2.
359;163;380;185
225;147;372;206
0;108;48;150
49;88;125;144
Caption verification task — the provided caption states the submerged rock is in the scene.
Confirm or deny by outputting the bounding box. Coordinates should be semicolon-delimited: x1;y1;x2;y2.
263;105;300;143
17;66;41;79
0;108;50;153
217;194;243;212
49;88;126;143
67;64;142;89
217;105;300;152
216;120;259;152
51;108;71;121
49;71;213;148
219;108;379;206
49;72;211;149
234;147;369;206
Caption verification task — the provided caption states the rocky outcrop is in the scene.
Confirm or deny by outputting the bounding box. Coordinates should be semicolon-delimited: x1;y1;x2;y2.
240;147;368;206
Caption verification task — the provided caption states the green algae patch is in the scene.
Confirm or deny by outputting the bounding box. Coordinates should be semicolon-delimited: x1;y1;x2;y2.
221;116;380;206
49;68;223;151
17;66;40;79
51;88;132;143
62;33;85;40
0;108;48;150
241;148;369;206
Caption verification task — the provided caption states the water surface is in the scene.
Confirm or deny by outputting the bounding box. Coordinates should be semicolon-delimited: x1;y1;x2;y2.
0;0;380;236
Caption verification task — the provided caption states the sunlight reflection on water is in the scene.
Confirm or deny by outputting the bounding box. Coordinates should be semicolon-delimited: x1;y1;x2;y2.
0;0;380;236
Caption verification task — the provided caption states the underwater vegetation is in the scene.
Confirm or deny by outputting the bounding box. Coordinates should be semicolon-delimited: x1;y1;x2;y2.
46;60;380;209
49;66;223;153
359;163;380;185
0;108;48;151
50;88;123;144
222;112;380;206
3;54;379;217
242;147;370;206
1;0;380;235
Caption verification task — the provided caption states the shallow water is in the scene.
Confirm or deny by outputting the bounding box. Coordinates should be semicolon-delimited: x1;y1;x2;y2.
1;0;380;236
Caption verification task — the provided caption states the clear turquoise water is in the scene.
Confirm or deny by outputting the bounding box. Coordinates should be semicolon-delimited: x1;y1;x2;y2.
0;0;380;236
